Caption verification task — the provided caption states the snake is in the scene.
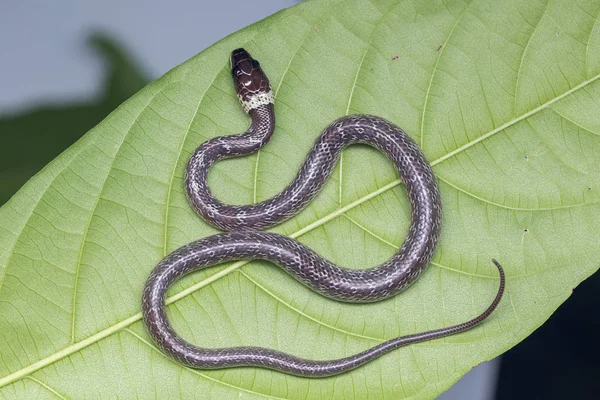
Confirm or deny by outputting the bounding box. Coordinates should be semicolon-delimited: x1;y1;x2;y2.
141;48;505;378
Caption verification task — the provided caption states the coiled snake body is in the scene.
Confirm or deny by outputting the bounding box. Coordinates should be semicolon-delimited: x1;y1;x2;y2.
142;48;504;377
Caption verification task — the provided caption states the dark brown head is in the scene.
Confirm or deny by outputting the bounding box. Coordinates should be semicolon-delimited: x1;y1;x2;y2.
230;48;273;113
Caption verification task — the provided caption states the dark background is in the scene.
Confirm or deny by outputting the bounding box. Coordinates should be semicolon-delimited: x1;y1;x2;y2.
1;2;598;399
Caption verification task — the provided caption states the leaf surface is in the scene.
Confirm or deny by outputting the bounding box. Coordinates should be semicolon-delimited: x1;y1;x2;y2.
1;0;600;398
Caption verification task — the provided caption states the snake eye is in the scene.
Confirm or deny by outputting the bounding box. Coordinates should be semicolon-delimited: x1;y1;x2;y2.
235;69;243;76
252;60;260;68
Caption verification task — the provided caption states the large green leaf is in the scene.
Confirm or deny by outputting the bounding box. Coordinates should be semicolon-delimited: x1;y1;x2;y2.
1;0;599;398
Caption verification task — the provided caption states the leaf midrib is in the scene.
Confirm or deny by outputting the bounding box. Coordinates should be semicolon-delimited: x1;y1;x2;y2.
430;71;600;167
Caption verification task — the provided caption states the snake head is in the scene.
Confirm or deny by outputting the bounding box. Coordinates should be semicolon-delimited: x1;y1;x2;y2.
231;48;273;113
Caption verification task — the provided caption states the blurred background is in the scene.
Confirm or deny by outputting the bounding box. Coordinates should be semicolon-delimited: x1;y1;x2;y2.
1;1;597;399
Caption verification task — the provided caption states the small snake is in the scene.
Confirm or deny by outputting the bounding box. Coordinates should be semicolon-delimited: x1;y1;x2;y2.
142;48;505;377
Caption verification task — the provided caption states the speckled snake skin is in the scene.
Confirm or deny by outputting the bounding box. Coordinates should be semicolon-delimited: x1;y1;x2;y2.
142;48;505;377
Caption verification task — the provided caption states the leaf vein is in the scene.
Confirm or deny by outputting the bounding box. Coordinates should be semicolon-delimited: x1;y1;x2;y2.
420;0;474;148
123;328;288;400
70;94;161;343
163;62;228;256
438;174;598;211
340;0;400;205
550;106;600;136
431;70;600;166
513;0;550;113
254;21;317;204
239;270;382;342
24;376;67;400
345;214;510;279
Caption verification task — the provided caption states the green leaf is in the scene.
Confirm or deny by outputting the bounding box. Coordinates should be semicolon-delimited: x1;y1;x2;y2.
1;0;599;398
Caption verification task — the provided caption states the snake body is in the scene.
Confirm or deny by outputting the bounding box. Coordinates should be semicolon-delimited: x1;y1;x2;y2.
142;48;504;377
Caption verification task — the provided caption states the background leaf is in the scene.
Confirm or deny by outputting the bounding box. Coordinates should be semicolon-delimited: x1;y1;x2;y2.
0;32;150;206
1;0;599;399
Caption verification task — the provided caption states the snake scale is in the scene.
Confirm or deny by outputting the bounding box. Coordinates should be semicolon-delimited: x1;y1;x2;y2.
142;48;505;377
